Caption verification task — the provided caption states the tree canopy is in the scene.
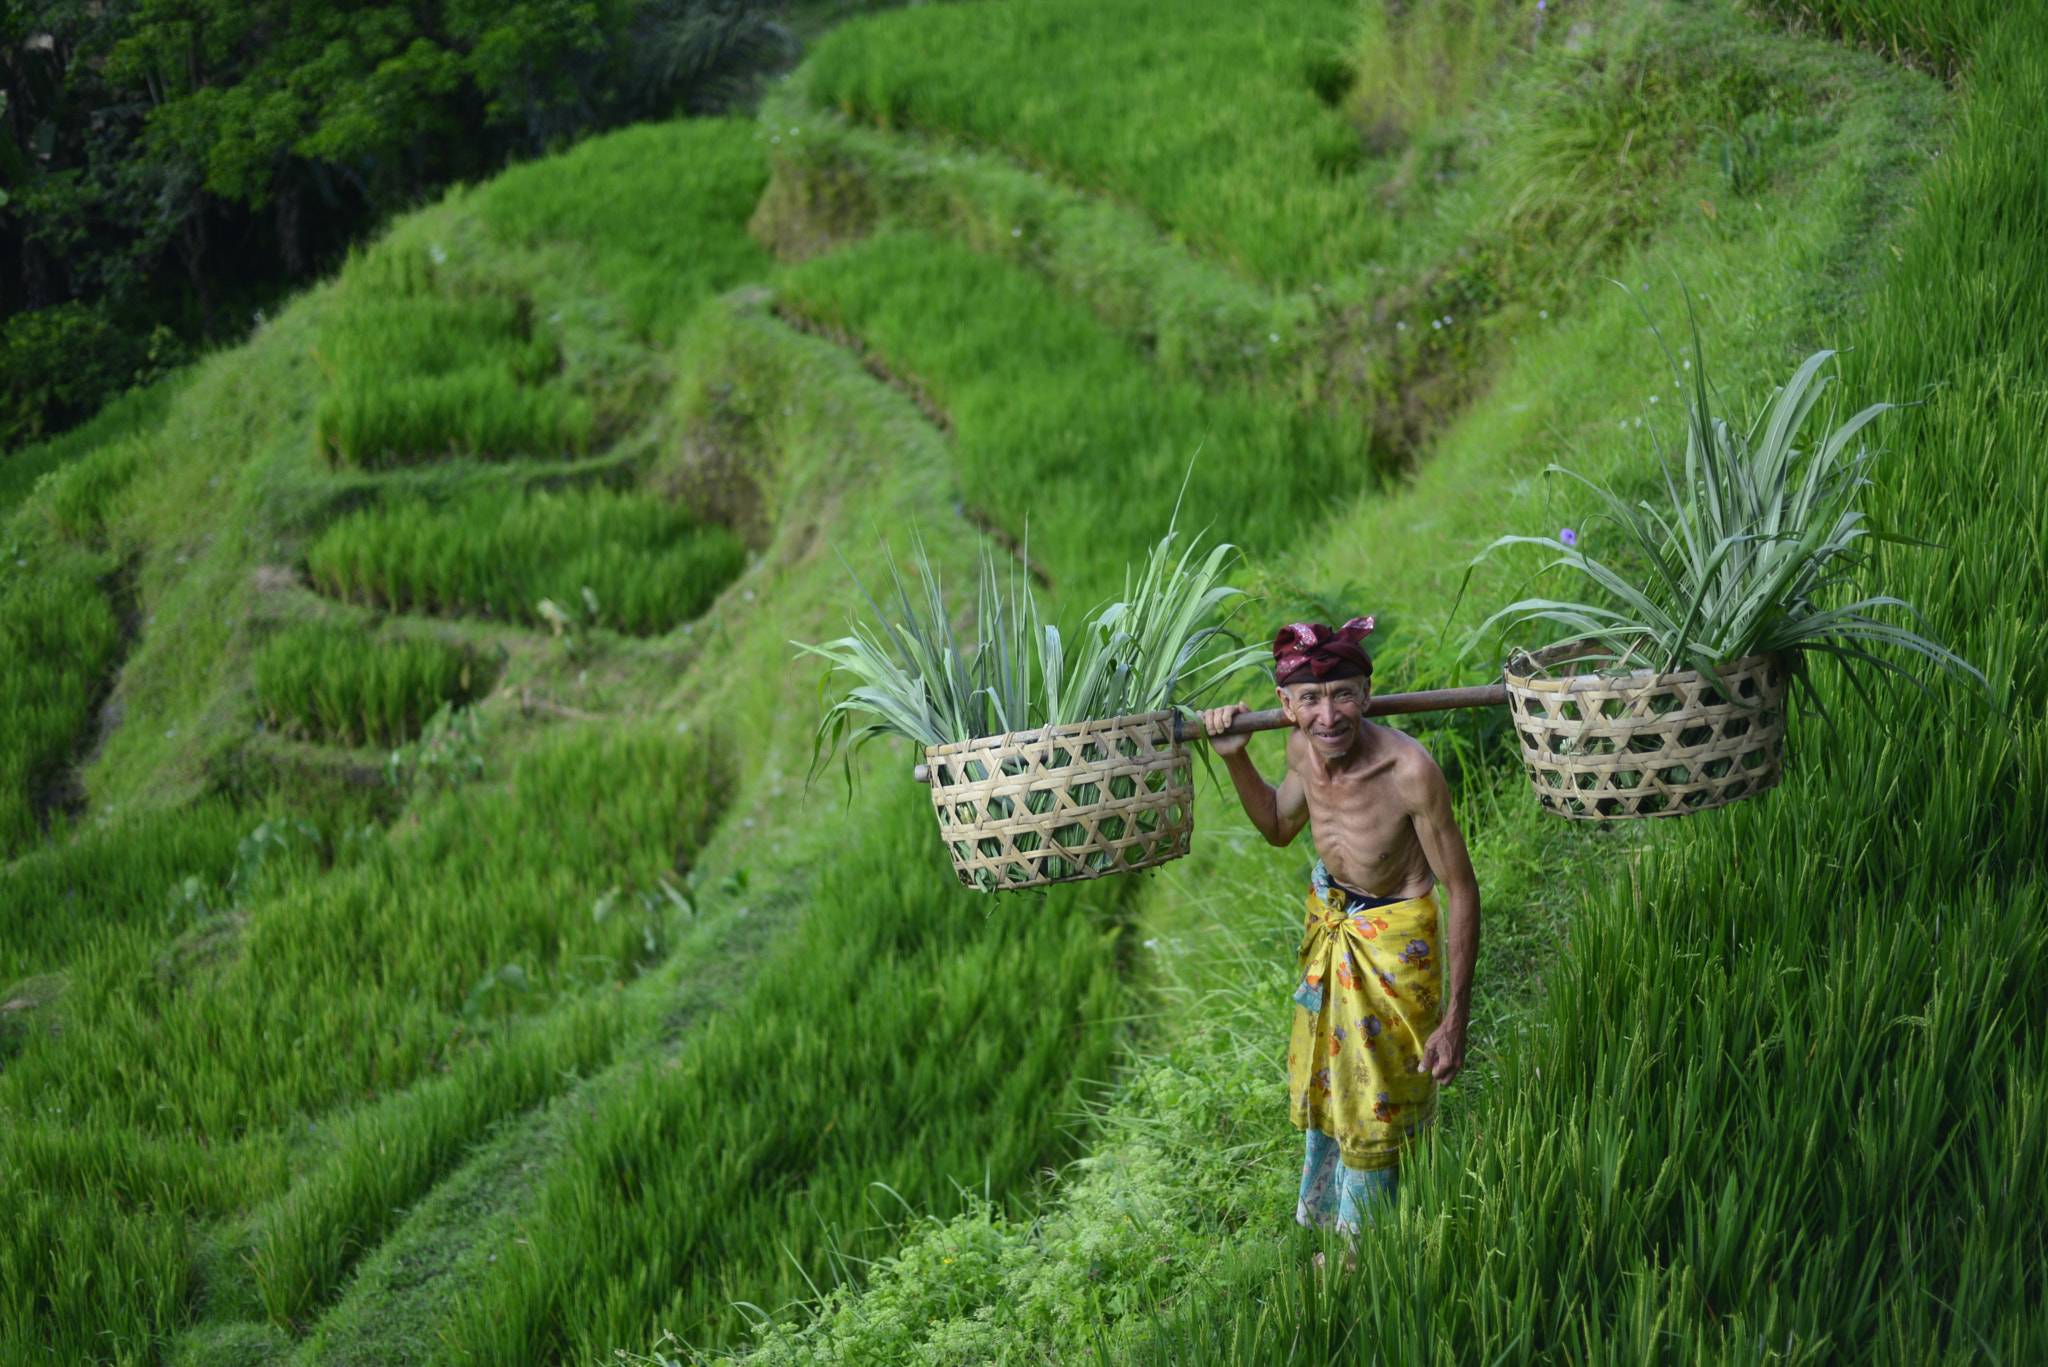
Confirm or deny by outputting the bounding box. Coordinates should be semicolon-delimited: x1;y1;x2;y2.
0;0;791;446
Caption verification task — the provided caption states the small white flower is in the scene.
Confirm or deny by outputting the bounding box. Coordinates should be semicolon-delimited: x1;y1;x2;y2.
1397;321;1407;331
1431;320;1441;330
1539;310;1549;318
1011;227;1022;237
1269;333;1279;343
428;243;446;265
1649;394;1659;403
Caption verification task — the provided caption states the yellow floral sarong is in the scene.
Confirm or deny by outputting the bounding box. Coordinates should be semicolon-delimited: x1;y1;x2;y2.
1287;861;1442;1171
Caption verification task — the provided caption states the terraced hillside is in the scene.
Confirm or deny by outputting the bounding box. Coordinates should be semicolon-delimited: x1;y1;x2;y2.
2;1;2042;1363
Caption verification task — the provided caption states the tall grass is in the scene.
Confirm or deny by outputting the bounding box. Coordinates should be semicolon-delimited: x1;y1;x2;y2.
802;0;1387;286
252;623;482;749
0;563;122;856
1751;0;2002;77
0;800;249;985
0;723;732;1353
304;485;745;636
315;250;592;468
443;780;1126;1358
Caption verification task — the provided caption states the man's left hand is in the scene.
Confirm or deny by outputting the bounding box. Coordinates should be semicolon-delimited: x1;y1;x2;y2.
1417;1013;1468;1086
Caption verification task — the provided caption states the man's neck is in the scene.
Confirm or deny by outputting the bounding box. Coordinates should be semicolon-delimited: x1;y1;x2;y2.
1315;721;1381;777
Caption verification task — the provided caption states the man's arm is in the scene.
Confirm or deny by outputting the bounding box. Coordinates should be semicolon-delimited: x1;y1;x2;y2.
1202;704;1309;848
1407;757;1480;1085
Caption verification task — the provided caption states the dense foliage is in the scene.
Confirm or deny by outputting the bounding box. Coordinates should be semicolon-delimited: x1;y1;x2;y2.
0;0;792;447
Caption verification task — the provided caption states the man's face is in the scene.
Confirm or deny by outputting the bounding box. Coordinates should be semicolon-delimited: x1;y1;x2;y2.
1279;677;1369;759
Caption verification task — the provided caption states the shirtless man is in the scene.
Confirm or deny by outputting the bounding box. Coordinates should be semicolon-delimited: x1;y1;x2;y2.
1203;616;1480;1232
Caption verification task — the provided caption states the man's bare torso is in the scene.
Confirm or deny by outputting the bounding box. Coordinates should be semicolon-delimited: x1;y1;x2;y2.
1282;722;1437;901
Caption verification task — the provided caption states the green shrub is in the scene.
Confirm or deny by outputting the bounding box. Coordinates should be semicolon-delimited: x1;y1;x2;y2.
253;624;482;749
304;485;745;635
0;304;183;451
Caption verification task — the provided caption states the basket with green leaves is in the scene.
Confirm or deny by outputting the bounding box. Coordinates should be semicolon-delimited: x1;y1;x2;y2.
797;529;1264;890
1468;317;1983;820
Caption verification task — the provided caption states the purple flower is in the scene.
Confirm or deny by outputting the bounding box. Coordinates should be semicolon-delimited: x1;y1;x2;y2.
1560;527;1578;547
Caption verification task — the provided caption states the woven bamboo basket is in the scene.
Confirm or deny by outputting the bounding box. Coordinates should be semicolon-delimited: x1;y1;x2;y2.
923;710;1193;891
1503;652;1788;820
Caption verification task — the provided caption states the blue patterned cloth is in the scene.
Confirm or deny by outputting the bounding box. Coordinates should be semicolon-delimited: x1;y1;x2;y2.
1296;1127;1398;1234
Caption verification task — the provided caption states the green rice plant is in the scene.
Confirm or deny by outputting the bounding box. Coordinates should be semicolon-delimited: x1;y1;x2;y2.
0;723;732;1351
314;257;591;468
0;801;251;985
1468;310;1984;700
1130;9;2048;1362
441;780;1125;1357
253;623;482;749
799;527;1263;767
303;485;745;636
0;379;177;520
1750;0;2001;78
0;563;122;856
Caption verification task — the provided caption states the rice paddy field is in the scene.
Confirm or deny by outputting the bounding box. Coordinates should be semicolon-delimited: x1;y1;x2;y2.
1;0;2042;1362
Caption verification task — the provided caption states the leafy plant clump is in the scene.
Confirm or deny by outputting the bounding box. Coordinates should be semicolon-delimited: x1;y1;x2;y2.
798;528;1265;772
1468;302;1983;705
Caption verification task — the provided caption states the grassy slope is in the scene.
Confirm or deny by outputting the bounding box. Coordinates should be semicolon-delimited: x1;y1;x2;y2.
7;0;2033;1362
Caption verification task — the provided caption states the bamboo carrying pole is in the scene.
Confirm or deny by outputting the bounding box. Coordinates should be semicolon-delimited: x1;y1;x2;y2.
909;684;1508;782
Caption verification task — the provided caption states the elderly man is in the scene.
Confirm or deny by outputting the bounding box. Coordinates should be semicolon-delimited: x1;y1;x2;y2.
1203;617;1480;1234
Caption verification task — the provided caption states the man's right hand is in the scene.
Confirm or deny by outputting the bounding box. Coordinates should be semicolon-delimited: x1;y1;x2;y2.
1203;702;1251;756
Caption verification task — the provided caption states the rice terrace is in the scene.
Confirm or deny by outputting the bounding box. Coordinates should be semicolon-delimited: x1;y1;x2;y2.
1;0;2042;1361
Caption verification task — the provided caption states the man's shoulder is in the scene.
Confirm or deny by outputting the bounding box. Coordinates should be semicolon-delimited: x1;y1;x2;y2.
1369;724;1448;787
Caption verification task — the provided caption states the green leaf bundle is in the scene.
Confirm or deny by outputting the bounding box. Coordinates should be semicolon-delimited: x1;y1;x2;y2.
796;527;1265;775
1467;299;1985;707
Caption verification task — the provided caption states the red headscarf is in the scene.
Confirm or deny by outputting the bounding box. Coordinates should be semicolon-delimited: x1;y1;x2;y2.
1273;617;1375;685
